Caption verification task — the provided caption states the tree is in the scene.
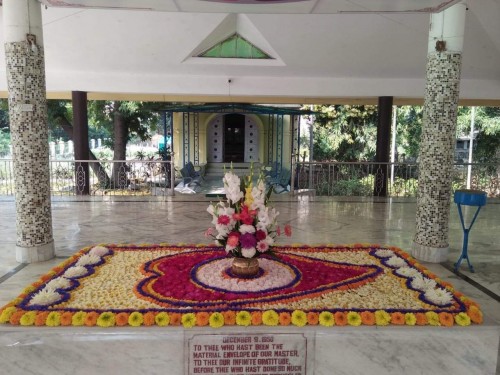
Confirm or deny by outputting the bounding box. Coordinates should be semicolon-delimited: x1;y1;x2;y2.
456;106;500;163
48;100;112;188
89;101;162;188
395;106;423;161
0;99;10;157
308;105;378;162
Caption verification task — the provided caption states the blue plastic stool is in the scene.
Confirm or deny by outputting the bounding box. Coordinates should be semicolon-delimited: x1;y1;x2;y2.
453;189;487;273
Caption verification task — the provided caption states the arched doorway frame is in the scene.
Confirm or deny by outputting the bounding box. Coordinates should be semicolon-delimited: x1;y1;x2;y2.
205;113;265;164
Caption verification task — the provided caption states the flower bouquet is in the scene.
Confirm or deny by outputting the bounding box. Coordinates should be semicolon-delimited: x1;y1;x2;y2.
206;165;291;277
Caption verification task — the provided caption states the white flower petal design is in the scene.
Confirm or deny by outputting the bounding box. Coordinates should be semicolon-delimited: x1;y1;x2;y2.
29;289;62;306
375;249;394;258
64;266;89;278
386;256;407;268
411;275;437;291
424;287;453;306
89;246;109;257
76;254;102;266
395;267;421;278
45;277;72;291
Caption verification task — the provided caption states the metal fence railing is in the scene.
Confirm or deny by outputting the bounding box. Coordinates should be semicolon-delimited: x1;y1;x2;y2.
1;159;499;198
291;161;499;198
0;159;175;197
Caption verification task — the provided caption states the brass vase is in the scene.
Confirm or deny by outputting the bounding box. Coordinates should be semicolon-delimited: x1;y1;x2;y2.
231;257;259;277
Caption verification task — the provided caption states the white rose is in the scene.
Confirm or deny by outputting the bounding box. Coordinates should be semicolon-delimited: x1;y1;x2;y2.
241;247;256;258
239;224;256;234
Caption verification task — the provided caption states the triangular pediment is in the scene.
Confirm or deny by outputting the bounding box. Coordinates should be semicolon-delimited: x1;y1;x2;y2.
184;14;284;65
199;33;271;59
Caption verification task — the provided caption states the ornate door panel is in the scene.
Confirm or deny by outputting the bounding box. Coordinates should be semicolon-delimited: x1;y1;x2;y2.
207;116;223;162
244;117;259;163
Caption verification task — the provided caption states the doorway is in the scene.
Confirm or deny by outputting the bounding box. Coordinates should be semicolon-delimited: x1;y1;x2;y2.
224;114;245;162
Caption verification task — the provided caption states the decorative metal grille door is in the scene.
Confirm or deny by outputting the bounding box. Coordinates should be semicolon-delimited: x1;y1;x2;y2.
207;116;224;162
244;117;259;163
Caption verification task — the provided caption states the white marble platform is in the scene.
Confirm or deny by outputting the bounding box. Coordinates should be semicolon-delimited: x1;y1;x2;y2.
0;197;499;374
0;324;498;375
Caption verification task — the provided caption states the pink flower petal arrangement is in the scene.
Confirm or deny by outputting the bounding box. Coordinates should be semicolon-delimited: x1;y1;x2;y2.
206;165;292;258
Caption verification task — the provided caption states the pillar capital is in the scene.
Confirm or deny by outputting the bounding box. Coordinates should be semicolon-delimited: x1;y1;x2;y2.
428;1;467;54
3;0;44;45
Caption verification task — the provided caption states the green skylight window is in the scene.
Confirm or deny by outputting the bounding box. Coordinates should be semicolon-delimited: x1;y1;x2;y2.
198;33;272;59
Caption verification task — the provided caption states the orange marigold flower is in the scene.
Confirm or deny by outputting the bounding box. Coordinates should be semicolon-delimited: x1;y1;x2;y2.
415;313;428;326
223;311;236;325
334;312;347;326
196;312;210;326
390;312;405;325
60;312;73;326
35;312;49;326
169;313;182;326
279;312;291;326
40;274;52;282
84;312;99;327
360;311;375;326
143;312;156;326
467;306;483;324
115;312;130;326
306;312;319;325
251;312;262;326
9;310;25;325
438;312;454;327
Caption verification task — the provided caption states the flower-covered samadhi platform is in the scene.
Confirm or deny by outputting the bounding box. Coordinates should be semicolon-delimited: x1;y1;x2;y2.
0;244;483;328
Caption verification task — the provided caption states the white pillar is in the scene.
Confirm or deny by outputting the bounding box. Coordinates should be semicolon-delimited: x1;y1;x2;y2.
390;106;397;186
4;0;55;263
49;141;56;158
467;106;476;189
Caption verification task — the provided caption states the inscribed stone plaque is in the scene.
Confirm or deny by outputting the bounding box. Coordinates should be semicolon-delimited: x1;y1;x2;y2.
186;332;311;375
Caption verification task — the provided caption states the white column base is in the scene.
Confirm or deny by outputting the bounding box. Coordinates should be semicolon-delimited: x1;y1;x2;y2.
412;241;449;263
16;240;55;263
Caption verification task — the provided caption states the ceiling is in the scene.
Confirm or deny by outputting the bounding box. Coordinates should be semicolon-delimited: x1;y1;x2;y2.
0;0;499;104
38;0;461;14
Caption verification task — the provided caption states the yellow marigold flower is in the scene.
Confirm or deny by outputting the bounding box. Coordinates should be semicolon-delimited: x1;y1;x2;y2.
454;312;471;327
97;312;116;328
182;313;196;328
0;307;17;323
375;310;390;326
319;311;334;327
22;286;36;294
291;310;307;327
46;312;61;327
20;311;37;326
155;312;170;327
262;310;279;326
405;313;417;326
209;312;224;328
425;311;440;326
72;311;86;326
236;311;251;327
347;312;362;326
128;312;144;327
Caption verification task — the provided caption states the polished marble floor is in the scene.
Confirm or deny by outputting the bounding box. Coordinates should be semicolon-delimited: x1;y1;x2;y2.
0;195;499;373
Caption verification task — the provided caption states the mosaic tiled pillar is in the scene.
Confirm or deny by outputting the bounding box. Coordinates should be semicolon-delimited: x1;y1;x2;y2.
4;0;55;262
412;2;466;263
